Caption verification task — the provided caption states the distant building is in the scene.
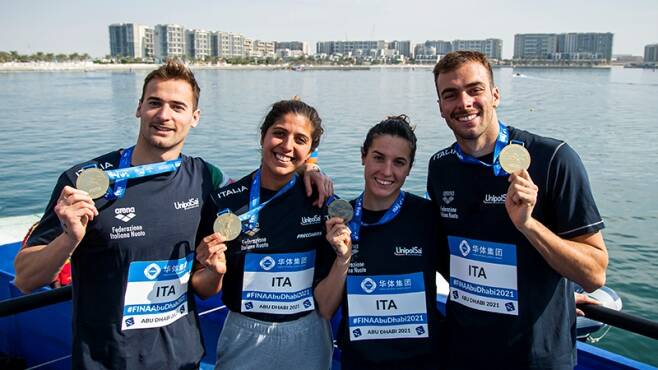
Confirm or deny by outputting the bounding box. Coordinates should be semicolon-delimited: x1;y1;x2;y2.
388;41;412;58
108;23;153;59
644;44;658;63
275;41;310;55
154;24;185;61
514;32;614;62
186;29;210;60
560;33;613;61
211;31;245;59
514;34;558;59
424;40;453;55
315;40;387;56
252;40;276;58
452;39;502;60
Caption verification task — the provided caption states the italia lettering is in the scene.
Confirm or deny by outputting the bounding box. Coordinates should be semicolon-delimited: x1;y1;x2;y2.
155;285;176;297
271;276;292;287
375;299;398;310
217;186;248;198
468;265;487;279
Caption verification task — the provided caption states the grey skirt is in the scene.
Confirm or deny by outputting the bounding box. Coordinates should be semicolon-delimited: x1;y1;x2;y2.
215;310;333;370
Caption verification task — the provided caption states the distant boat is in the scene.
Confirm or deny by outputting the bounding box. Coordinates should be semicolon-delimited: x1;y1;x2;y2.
291;65;305;72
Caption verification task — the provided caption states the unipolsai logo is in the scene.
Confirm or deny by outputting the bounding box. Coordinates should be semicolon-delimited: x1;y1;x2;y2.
174;197;200;211
483;193;506;204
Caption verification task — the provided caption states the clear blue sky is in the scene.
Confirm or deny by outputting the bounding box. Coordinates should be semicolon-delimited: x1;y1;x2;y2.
1;0;656;58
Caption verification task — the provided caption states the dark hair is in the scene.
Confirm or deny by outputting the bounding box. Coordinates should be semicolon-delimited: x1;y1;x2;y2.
361;114;417;168
433;50;494;87
140;59;201;109
260;98;324;152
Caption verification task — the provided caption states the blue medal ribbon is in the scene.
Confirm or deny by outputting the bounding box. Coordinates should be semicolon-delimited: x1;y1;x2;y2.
453;121;510;176
238;169;298;234
348;191;406;242
104;146;182;200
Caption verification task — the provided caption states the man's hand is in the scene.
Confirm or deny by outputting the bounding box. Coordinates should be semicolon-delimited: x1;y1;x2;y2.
326;217;352;261
505;169;539;231
575;292;600;316
302;164;334;207
54;186;98;243
196;233;228;276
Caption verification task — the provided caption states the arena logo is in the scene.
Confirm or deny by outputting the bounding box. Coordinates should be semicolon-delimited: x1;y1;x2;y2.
483;193;506;204
115;207;136;222
174;197;200;211
442;190;455;204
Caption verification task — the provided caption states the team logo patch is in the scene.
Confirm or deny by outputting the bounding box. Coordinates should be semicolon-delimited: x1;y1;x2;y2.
361;278;377;294
143;263;161;280
459;240;471;257
259;256;276;271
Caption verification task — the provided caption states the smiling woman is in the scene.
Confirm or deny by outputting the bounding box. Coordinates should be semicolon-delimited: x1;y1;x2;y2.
193;98;335;370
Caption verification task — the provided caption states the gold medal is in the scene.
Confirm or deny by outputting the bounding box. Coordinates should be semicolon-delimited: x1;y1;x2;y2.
499;144;531;174
76;168;110;199
213;212;242;241
328;199;354;222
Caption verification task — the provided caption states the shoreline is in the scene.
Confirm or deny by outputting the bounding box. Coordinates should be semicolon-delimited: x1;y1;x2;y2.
0;61;617;72
0;61;436;72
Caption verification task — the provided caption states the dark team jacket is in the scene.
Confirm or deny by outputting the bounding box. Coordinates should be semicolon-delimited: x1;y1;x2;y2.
202;170;333;323
331;193;449;369
427;127;605;369
27;150;222;370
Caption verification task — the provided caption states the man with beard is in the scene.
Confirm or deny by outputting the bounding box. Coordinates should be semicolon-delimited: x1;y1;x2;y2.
427;51;608;369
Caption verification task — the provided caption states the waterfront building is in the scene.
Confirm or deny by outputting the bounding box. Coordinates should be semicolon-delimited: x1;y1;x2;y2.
514;34;558;60
154;24;185;62
514;32;614;62
211;31;245;59
644;44;658;63
252;40;276;58
315;40;387;56
275;41;310;55
452;39;502;60
388;41;412;58
559;33;613;61
108;23;153;60
424;40;453;55
186;29;211;60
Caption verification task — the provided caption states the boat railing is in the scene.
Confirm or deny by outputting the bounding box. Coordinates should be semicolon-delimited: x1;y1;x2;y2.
1;286;657;341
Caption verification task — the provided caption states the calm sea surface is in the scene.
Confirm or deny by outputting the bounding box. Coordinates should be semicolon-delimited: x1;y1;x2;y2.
0;66;657;365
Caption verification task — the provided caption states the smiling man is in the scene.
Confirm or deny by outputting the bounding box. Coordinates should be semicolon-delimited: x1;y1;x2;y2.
426;51;608;369
13;61;230;369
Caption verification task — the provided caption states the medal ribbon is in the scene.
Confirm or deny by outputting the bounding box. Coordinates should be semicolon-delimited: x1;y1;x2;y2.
104;146;182;200
348;191;405;242
453;121;509;177
239;169;297;232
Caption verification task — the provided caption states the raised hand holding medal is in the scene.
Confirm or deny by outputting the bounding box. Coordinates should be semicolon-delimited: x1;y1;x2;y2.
328;198;354;222
213;212;242;241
